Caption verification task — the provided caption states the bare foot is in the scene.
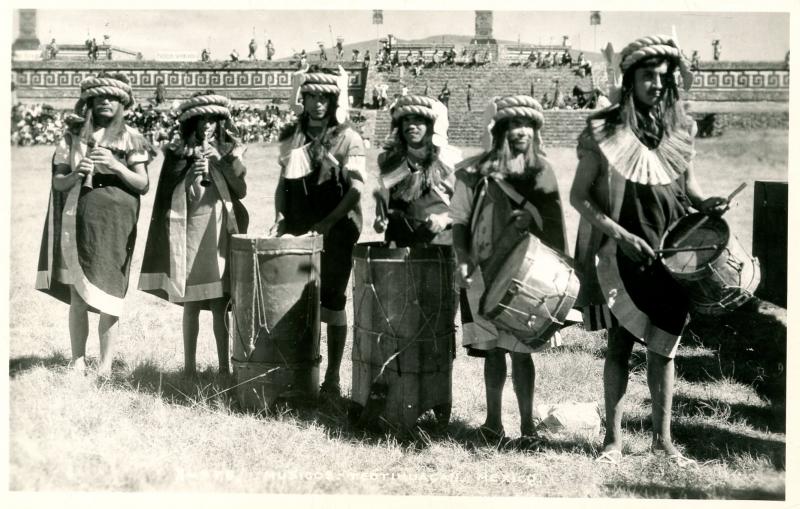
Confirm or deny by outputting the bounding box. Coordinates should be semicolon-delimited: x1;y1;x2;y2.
651;438;682;457
68;357;87;375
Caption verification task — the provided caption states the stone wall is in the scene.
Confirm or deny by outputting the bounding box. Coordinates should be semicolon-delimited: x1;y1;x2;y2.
11;60;369;109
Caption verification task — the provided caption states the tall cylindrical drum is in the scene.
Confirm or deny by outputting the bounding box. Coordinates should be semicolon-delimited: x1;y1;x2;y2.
229;234;323;410
351;243;456;431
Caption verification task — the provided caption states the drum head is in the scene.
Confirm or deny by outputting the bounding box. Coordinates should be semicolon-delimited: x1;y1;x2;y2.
483;235;533;313
661;214;729;275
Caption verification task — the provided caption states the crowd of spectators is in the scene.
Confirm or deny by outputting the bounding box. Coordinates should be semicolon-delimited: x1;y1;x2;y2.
10;101;299;148
374;45;492;74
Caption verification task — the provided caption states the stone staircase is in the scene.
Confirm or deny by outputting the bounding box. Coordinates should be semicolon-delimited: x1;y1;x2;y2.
368;62;600;146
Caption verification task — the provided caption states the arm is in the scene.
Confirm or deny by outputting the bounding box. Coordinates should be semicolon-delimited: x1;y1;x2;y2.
89;147;149;195
569;148;655;262
313;185;361;235
219;151;247;199
684;165;727;215
52;163;85;192
314;135;365;234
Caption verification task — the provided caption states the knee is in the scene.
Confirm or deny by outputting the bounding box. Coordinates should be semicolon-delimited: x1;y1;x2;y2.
606;328;634;360
510;352;533;369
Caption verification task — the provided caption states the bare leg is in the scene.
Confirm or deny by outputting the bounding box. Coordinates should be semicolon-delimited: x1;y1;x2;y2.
601;327;635;453
68;287;89;372
647;351;681;456
483;348;507;433
511;352;535;436
322;323;347;391
182;301;201;376
209;298;231;376
97;313;119;374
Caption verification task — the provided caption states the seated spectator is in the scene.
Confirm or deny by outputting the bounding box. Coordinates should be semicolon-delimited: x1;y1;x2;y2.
230;49;239;62
405;51;413;67
691;50;700;71
352;49;360;62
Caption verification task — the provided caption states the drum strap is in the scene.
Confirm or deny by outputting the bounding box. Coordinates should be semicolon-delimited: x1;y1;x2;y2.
491;177;545;231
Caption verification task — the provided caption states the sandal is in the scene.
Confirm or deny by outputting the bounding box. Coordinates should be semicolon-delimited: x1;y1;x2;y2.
595;449;623;465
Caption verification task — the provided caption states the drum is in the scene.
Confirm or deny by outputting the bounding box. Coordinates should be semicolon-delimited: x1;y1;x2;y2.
351;243;455;431
481;234;580;349
229;234;323;410
660;213;760;316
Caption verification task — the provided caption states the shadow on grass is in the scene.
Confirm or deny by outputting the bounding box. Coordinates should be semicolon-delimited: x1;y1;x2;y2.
604;481;784;500
620;415;785;469
10;352;70;377
672;393;785;434
682;299;786;406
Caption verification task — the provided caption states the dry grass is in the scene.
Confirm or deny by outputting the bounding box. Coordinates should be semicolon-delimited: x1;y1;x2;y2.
9;130;787;497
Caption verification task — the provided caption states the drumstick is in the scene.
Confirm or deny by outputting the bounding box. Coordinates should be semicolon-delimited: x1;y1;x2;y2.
372;189;389;221
671;183;747;249
655;244;718;255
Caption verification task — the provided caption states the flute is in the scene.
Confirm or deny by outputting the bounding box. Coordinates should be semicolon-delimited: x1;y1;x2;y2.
82;138;96;189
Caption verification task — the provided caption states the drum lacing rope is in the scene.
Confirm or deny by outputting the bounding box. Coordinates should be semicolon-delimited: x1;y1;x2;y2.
497;269;574;325
356;246;454;382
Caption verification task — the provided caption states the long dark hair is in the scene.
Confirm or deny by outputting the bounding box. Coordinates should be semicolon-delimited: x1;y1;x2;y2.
613;56;691;138
174;90;237;147
78;72;130;148
477;117;545;178
382;115;438;168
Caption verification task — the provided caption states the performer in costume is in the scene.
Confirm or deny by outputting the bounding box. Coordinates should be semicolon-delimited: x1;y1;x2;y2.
570;35;727;465
373;95;461;246
451;95;569;445
272;65;365;398
35;73;153;375
138;92;248;377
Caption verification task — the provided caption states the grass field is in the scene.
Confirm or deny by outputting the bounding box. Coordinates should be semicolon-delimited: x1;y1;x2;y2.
8;130;788;497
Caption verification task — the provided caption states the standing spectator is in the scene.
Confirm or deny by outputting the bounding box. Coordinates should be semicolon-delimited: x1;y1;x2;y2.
89;38;99;61
785;50;790;70
529;80;535;98
712;39;721;61
318;43;327;62
363;49;371;67
401;83;409;97
155;78;167;105
201;48;210;62
230;49;240;62
336;40;344;61
690;50;700;71
552;79;565;109
299;49;308;70
431;49;440;68
438;82;451;109
372;85;380;109
466;83;472;112
391;50;400;69
423;83;430;97
46;38;59;60
248;38;258;60
380;83;389;110
266;39;275;61
404;51;413;67
352;49;360;62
